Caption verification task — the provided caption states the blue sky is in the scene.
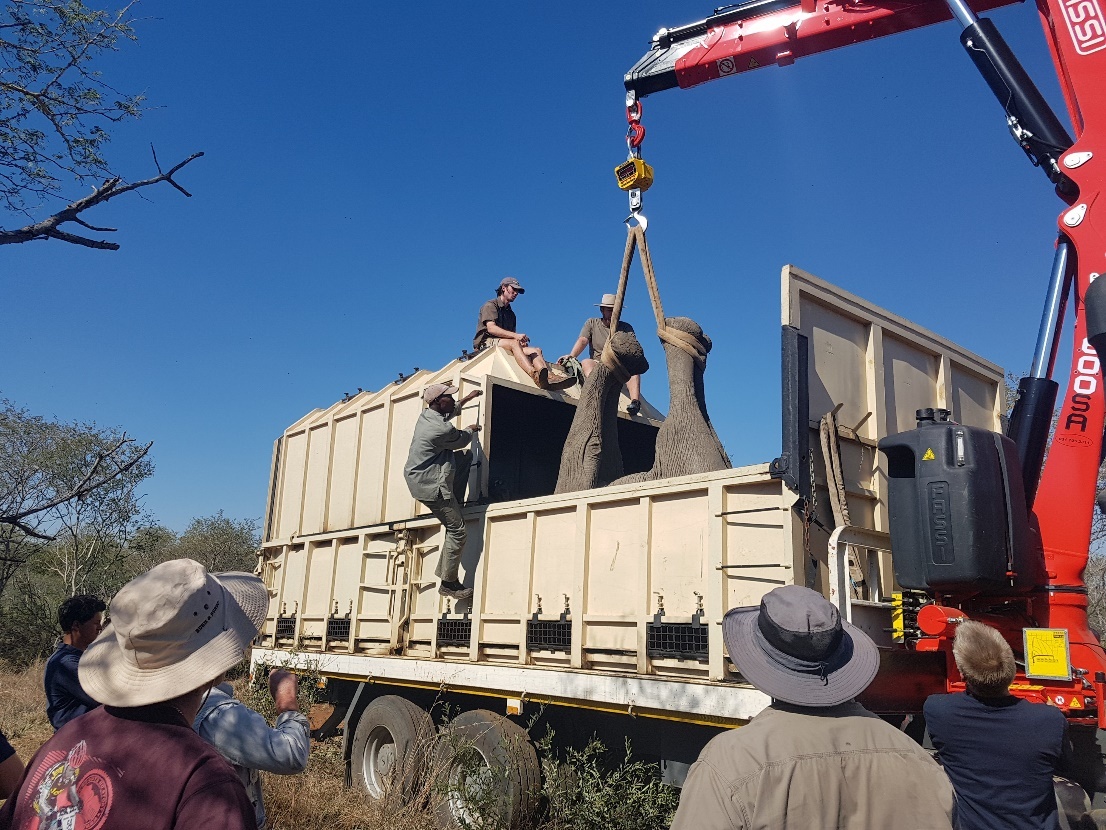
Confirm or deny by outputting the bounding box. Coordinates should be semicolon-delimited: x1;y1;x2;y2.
2;1;1072;531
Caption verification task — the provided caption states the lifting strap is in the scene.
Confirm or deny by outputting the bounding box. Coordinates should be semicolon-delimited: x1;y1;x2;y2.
602;225;707;379
819;408;867;598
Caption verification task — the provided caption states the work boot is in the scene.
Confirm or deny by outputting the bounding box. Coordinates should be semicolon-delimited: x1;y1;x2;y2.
626;399;641;416
531;367;549;389
546;366;576;391
439;580;474;600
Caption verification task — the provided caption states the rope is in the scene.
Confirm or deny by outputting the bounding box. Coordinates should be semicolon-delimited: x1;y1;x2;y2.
603;224;705;368
600;347;631;385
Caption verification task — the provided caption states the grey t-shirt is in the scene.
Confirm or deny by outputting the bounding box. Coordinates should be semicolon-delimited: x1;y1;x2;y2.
579;318;635;360
474;297;516;351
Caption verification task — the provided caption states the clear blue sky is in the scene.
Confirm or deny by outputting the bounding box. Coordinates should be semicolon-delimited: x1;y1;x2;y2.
3;1;1072;532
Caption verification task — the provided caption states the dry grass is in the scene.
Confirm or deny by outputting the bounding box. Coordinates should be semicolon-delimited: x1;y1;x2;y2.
261;738;437;830
0;661;53;762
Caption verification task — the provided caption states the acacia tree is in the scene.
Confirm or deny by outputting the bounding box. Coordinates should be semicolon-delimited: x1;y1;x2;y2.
0;0;201;249
0;398;152;596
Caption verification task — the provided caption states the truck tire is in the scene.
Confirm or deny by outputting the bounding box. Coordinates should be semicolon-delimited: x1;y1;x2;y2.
432;709;541;830
350;695;434;802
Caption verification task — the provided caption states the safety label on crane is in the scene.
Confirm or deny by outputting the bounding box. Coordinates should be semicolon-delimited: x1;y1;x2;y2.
1023;628;1072;680
922;448;936;461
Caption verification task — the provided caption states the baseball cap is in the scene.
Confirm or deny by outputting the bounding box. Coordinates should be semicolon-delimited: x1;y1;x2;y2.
499;277;525;294
423;383;459;403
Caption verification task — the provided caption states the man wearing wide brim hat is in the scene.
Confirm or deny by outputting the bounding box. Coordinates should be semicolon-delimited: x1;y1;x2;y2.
559;292;642;415
670;585;956;830
0;559;262;830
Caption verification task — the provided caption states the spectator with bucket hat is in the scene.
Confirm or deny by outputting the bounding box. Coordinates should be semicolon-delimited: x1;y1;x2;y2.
0;559;263;830
670;585;956;830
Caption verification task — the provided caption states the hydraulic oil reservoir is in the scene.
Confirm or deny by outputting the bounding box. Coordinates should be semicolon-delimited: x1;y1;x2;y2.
878;408;1041;595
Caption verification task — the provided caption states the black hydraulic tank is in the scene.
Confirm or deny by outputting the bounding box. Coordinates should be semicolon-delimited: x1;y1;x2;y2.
878;409;1042;595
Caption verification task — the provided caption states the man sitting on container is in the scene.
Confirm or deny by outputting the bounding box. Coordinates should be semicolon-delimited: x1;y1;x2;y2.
474;277;570;391
671;585;957;830
924;620;1073;830
559;292;642;415
404;383;482;600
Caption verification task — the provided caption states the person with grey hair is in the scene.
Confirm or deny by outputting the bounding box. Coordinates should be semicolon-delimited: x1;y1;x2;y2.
671;585;956;829
924;619;1073;830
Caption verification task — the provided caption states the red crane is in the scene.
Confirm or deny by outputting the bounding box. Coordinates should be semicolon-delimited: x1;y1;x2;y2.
624;0;1106;782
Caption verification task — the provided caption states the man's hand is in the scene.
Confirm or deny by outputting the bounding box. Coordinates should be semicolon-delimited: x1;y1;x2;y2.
269;669;300;715
460;390;483;405
466;424;481;433
516;333;530;347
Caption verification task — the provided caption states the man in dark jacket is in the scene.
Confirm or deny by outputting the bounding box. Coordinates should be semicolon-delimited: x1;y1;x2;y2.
44;594;106;730
671;585;956;830
925;619;1073;830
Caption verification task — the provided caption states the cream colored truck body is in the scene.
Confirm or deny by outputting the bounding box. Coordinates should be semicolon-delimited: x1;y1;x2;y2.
252;266;1003;728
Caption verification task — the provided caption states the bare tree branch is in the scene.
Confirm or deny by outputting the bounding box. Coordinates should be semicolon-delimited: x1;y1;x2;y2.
0;150;203;249
1;436;153;530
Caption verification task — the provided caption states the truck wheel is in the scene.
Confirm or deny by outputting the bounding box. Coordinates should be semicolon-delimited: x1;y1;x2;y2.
351;695;434;802
432;709;541;830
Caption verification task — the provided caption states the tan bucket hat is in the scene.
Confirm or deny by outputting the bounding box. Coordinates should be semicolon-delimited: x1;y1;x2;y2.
79;558;269;707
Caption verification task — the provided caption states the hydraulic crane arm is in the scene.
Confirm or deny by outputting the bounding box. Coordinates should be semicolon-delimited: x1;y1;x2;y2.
625;0;1022;97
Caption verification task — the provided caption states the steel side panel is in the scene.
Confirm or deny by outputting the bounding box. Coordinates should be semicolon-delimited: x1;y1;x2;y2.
252;648;769;723
302;425;332;535
277;433;308;540
328;416;359;531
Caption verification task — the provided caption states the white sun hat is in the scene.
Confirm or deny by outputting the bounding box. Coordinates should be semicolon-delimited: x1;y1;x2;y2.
79;558;269;707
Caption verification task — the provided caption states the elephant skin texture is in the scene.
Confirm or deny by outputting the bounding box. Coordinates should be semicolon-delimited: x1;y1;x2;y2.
555;329;649;494
612;317;731;485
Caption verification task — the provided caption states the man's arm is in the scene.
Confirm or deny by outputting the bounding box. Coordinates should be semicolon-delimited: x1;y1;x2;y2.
195;673;310;775
561;335;589;362
54;652;100;711
486;321;527;345
451;390;483;418
669;759;745;830
0;732;24;801
428;418;476;452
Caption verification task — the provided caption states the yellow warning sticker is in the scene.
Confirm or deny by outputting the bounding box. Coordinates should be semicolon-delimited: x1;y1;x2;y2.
1070;697;1083;709
922;448;936;461
1023;628;1072;680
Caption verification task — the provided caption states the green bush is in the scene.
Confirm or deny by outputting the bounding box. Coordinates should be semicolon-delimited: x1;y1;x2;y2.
537;733;680;830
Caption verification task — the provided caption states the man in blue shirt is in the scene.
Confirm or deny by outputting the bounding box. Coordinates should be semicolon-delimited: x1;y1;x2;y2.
924;620;1073;830
43;594;106;730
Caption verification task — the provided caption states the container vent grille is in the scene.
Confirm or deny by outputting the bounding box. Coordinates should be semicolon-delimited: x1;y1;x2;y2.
326;617;351;641
526;619;572;653
275;616;296;640
437;617;472;647
647;622;708;661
